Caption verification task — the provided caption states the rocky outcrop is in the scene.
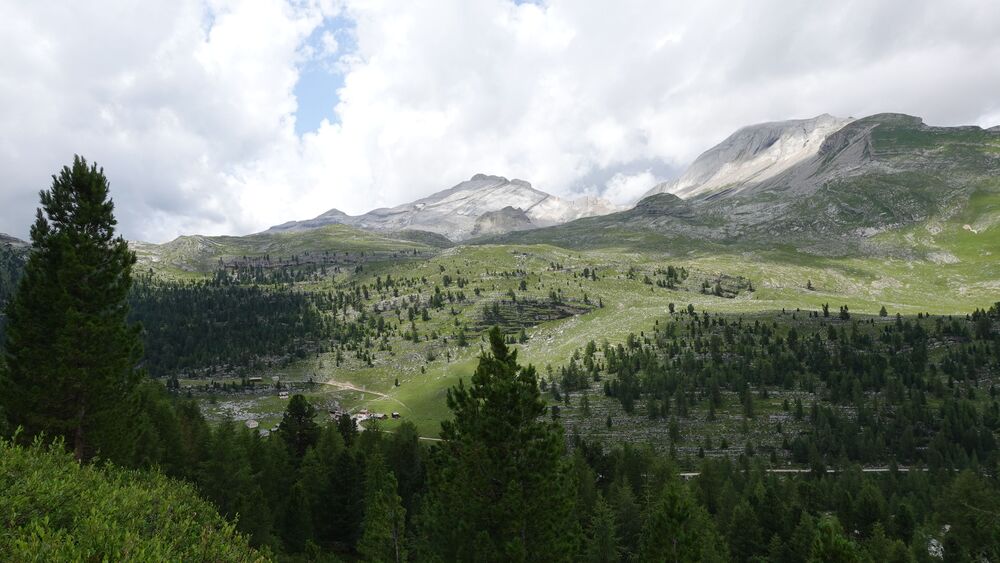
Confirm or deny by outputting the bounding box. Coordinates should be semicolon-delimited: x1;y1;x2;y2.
470;206;534;237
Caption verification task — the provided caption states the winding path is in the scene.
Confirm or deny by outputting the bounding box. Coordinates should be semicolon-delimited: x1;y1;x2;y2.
322;378;412;412
678;467;931;479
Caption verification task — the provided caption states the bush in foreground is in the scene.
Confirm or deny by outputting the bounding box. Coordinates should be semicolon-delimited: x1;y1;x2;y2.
0;436;268;562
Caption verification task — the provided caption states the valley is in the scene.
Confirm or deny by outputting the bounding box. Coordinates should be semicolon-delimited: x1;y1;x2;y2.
2;111;998;561
122;228;998;449
3;113;997;454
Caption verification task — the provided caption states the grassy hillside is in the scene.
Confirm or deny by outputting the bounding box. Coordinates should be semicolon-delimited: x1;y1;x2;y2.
132;223;439;278
187;239;997;438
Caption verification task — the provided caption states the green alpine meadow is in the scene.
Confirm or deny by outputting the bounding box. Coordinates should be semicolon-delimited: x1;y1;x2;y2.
2;2;1000;561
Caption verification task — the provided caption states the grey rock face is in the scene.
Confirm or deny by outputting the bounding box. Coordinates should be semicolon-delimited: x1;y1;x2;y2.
268;174;619;241
470;206;534;237
644;114;853;200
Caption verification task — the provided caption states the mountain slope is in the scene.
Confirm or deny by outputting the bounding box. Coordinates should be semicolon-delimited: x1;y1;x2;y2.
491;113;1000;260
133;224;439;277
269;174;620;241
643;114;853;200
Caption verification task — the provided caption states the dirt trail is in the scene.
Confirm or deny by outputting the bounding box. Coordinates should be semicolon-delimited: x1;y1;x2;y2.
322;379;411;412
371;428;444;442
678;467;929;478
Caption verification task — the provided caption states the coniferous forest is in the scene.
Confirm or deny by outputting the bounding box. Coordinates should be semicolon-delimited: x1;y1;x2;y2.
3;159;1000;562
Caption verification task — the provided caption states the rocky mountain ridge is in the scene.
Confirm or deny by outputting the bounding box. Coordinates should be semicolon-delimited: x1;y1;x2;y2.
492;113;1000;259
643;113;854;200
269;174;620;241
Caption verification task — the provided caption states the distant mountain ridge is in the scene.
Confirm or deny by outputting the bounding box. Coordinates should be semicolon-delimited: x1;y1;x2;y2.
6;112;995;281
268;174;621;241
491;112;1000;260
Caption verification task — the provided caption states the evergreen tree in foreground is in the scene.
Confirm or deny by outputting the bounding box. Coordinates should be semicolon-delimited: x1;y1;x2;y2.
585;495;620;563
640;478;728;562
358;453;408;563
418;326;580;561
1;156;141;460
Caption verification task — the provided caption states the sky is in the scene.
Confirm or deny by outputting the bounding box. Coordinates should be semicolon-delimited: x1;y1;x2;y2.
1;0;999;243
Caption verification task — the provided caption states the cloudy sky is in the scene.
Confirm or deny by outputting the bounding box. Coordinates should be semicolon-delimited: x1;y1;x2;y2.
2;0;999;242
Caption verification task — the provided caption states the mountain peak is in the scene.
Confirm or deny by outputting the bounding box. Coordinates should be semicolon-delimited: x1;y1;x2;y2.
470;173;508;182
643;113;853;200
858;113;924;126
318;208;349;219
268;175;618;240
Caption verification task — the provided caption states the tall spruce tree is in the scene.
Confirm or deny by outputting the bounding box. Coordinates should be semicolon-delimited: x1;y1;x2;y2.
278;394;320;459
1;156;141;460
585;495;620;563
358;453;408;563
639;478;728;562
417;326;580;561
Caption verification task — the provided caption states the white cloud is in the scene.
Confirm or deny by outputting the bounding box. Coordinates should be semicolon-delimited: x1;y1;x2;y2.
320;31;339;58
0;0;330;241
977;109;1000;129
601;171;663;206
2;0;999;242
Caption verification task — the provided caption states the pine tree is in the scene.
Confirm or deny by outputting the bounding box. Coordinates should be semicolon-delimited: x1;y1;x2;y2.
281;482;315;552
278;394;320;459
852;481;886;538
418;326;580;561
296;425;344;545
198;420;253;520
728;498;764;560
785;512;816;562
384;421;426;517
337;411;358;446
639;478;728;562
329;448;365;548
1;156;142;461
609;477;641;558
809;515;862;562
585;495;620;563
358;453;408;563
